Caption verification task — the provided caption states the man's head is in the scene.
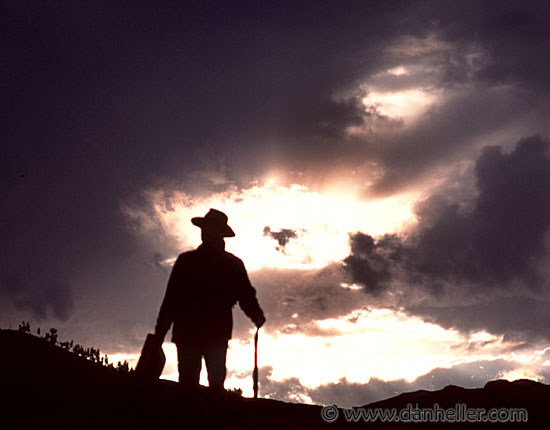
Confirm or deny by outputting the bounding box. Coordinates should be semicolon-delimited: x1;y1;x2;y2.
192;209;235;243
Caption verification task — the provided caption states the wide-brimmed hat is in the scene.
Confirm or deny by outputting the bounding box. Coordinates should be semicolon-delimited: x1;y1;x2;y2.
191;209;235;237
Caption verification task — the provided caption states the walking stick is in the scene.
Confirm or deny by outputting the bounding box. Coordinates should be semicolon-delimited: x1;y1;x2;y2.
253;327;259;399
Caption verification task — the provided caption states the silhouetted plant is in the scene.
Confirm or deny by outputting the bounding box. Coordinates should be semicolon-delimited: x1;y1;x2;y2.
9;324;134;375
45;328;58;345
92;348;100;363
73;344;84;356
18;321;31;334
228;388;243;396
59;340;72;350
116;360;130;373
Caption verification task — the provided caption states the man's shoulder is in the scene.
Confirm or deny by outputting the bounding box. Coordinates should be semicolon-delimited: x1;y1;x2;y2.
174;249;199;263
222;250;244;266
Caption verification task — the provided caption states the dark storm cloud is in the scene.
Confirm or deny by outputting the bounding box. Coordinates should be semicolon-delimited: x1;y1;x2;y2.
344;234;404;294
1;0;442;195
229;265;366;339
427;0;550;91
366;85;533;196
0;1;416;328
358;0;550;195
260;359;516;407
263;226;298;249
408;297;550;345
0;270;74;321
345;135;550;338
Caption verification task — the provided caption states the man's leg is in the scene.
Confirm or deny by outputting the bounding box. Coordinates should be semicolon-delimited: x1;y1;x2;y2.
176;342;202;389
203;340;228;390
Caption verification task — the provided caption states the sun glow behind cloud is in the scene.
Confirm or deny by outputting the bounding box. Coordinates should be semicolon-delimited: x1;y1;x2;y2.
126;181;417;270
341;63;445;137
125;180;549;402
358;64;442;126
362;88;438;121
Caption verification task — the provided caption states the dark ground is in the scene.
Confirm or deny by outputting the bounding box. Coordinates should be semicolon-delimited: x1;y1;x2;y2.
1;329;548;429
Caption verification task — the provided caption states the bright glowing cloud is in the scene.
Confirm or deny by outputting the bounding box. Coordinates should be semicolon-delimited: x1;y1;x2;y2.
157;307;550;400
497;368;544;383
362;89;438;122
123;181;417;270
259;309;460;387
387;66;408;76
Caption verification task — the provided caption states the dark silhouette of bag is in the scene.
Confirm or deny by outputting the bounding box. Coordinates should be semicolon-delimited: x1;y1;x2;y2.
135;333;166;381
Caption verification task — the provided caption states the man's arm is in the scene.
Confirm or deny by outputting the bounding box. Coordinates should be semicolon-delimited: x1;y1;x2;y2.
235;260;265;328
154;254;185;339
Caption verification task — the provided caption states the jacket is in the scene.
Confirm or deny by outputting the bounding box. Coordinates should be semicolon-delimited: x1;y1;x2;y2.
155;242;264;345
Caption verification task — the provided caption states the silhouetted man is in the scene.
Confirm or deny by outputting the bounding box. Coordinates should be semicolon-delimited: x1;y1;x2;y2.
155;209;265;392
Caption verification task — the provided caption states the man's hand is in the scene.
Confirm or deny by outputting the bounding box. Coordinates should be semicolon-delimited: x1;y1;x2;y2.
254;314;266;328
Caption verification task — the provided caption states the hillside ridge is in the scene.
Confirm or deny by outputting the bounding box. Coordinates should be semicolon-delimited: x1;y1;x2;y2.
1;329;547;428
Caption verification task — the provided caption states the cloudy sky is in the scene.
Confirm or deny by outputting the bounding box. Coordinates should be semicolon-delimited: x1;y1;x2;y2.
3;0;550;407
